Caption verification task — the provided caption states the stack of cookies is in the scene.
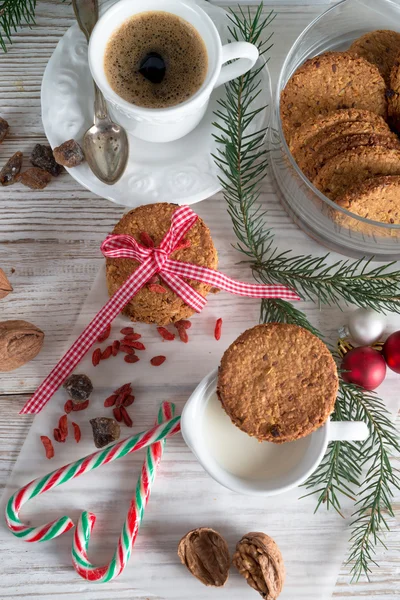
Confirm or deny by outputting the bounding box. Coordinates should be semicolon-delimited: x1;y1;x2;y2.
280;30;400;225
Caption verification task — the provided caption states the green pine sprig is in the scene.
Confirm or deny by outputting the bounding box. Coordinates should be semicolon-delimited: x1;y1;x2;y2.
213;3;400;581
0;0;37;52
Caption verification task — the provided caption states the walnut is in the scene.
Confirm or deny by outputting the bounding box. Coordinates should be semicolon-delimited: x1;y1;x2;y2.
0;320;44;371
233;532;285;599
0;268;13;299
177;527;230;587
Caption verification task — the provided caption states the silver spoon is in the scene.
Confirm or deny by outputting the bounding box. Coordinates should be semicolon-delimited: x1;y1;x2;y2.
73;0;129;185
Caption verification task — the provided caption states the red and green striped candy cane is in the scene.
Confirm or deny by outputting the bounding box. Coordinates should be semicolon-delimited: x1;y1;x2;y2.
5;403;180;544
72;401;174;581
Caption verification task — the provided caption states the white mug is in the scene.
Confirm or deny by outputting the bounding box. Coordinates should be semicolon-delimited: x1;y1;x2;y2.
181;369;369;496
88;0;259;142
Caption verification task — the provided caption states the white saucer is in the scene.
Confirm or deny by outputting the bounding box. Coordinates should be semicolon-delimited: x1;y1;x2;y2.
41;0;271;207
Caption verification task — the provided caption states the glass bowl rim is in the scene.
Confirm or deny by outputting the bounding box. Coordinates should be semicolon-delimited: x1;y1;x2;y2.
275;0;400;231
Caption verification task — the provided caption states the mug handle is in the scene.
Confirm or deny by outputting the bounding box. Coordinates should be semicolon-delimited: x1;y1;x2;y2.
328;421;369;441
214;42;259;89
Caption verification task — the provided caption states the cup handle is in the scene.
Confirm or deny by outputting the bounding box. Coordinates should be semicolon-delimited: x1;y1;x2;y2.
214;42;259;89
328;421;369;442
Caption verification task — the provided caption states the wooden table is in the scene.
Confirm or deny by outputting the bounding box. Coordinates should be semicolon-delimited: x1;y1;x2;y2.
0;1;398;598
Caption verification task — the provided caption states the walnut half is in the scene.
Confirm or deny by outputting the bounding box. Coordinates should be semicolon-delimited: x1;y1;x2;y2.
177;527;230;587
233;532;285;599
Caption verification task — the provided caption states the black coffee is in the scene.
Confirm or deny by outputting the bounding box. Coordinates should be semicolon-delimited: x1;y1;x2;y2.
104;11;208;109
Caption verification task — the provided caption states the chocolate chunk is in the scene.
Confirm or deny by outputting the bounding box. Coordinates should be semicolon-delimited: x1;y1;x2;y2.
63;373;93;403
17;167;52;190
30;144;62;176
0;117;9;143
90;417;120;448
0;152;23;186
53;139;85;168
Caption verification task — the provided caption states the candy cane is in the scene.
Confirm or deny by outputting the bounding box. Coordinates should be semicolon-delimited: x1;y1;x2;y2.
5;404;180;542
72;402;174;582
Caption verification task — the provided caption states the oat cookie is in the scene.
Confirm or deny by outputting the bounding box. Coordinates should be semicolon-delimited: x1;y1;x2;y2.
387;55;400;133
217;323;338;443
298;131;400;180
348;29;400;85
313;146;400;200
106;203;218;325
280;52;387;143
288;109;389;155
336;175;400;224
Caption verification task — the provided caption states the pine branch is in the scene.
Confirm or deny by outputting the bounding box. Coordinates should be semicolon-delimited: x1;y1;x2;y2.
0;0;37;51
213;3;399;581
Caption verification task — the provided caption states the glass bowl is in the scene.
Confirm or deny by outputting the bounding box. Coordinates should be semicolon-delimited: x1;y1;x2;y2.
269;0;400;260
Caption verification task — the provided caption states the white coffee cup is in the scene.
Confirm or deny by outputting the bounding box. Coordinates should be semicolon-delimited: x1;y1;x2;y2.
181;369;369;496
88;0;259;143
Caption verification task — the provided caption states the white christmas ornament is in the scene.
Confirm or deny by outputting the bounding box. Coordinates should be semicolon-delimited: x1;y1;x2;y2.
339;308;387;345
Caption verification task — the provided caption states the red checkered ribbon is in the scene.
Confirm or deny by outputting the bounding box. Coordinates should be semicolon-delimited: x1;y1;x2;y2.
20;205;299;414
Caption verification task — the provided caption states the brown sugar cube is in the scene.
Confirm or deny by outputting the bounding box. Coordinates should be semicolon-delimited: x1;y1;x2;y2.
53;139;85;168
17;168;52;190
0;117;9;143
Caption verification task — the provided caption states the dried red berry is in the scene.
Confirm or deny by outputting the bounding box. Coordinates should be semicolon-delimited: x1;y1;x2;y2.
104;394;118;407
113;407;122;422
120;406;133;427
114;383;132;395
123;394;135;407
92;348;101;366
174;239;191;252
64;399;73;414
150;355;166;366
157;327;175;341
148;283;167;293
214;318;222;341
53;428;65;443
72;422;81;443
127;341;145;351
124;354;140;364
175;319;192;329
175;324;188;343
59;414;68;438
115;390;129;408
120;344;136;354
97;324;111;343
123;333;142;341
139;231;154;248
40;435;54;459
111;340;120;356
122;339;143;349
120;327;134;335
101;346;112;360
72;399;89;411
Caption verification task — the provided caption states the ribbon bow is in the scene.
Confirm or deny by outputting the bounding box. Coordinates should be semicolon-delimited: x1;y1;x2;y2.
21;205;299;414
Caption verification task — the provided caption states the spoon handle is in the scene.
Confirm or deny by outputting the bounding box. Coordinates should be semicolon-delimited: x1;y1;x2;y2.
72;0;99;42
94;82;109;121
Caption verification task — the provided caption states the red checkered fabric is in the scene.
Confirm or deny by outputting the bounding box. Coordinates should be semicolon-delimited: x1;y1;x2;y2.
20;206;300;414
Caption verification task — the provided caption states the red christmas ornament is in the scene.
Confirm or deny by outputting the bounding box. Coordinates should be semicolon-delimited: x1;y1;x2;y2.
341;346;386;390
383;330;400;373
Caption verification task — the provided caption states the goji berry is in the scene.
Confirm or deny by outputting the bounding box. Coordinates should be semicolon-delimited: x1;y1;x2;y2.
175;319;192;329
139;231;154;248
175;324;188;343
53;428;65;443
127;341;145;351
72;422;81;443
122;339;143;349
104;394;118;407
148;275;159;284
214;318;223;341
123;394;135;407
59;414;68;438
150;355;166;366
64;399;73;414
123;333;142;341
148;283;167;293
120;327;134;335
114;383;132;395
120;344;136;354
124;354;140;364
97;324;111;343
40;436;54;459
113;407;122;422
101;346;112;360
115;390;129;408
174;239;191;251
157;327;175;341
72;399;89;411
111;340;120;356
92;348;101;367
120;406;133;427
